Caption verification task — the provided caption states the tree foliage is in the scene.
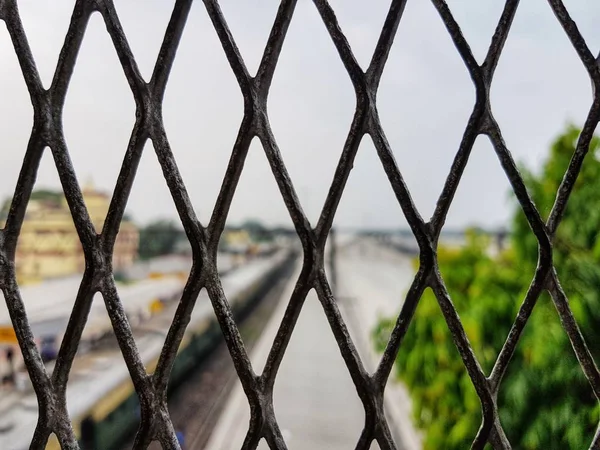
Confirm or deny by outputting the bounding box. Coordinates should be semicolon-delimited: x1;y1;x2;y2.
29;189;63;205
241;219;274;242
138;220;185;260
374;125;600;449
1;189;63;220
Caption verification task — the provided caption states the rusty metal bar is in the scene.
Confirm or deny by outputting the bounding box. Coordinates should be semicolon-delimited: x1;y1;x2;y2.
0;0;598;448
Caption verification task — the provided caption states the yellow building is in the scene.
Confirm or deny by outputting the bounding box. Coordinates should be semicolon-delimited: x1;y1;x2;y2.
6;181;139;285
223;228;252;249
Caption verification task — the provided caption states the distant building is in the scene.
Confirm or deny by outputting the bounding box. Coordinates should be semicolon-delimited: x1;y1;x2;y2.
221;228;252;254
3;180;139;285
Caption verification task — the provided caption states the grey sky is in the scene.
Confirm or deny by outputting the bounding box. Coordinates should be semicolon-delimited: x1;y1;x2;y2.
0;0;598;230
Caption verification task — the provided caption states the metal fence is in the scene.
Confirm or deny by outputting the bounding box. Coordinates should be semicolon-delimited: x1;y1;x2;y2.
0;0;599;449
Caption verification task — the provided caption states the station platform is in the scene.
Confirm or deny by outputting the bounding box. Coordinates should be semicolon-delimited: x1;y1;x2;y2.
206;238;422;450
0;250;291;450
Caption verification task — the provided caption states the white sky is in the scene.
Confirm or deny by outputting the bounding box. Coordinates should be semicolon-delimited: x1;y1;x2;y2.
0;0;598;230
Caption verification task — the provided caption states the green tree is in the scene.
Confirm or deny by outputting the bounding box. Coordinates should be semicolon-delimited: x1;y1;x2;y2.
30;189;63;205
0;189;63;221
138;220;185;260
241;219;273;242
374;125;600;449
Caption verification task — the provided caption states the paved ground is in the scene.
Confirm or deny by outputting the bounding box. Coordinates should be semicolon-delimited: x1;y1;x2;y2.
336;239;422;450
206;237;422;449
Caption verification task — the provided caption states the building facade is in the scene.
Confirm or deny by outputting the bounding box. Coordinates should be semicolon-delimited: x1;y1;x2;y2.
6;181;139;285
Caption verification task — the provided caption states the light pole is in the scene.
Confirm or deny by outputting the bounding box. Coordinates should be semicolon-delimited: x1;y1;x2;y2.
6;347;14;385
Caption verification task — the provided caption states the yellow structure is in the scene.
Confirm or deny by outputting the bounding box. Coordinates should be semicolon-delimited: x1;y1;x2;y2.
223;228;251;248
5;180;139;285
0;326;18;344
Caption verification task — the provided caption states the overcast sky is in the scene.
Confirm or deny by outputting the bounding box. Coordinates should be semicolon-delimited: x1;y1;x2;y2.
0;0;598;230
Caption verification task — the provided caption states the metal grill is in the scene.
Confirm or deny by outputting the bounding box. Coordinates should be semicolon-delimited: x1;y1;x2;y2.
0;0;599;449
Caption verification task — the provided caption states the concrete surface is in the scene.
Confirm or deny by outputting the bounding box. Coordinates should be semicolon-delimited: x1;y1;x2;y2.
207;237;422;449
336;238;423;450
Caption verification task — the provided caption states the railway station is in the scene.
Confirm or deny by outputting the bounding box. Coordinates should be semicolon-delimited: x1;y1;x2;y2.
0;245;296;449
1;0;597;447
0;226;463;450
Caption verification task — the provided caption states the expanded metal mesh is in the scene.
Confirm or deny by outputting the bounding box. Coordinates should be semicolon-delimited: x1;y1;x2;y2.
0;0;599;449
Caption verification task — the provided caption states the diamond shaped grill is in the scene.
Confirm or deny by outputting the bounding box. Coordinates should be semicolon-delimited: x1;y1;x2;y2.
1;0;599;449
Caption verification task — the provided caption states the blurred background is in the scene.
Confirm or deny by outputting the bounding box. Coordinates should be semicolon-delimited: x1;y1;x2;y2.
0;0;599;449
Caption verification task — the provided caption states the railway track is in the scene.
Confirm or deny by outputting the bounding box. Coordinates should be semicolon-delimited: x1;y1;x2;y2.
123;260;296;449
